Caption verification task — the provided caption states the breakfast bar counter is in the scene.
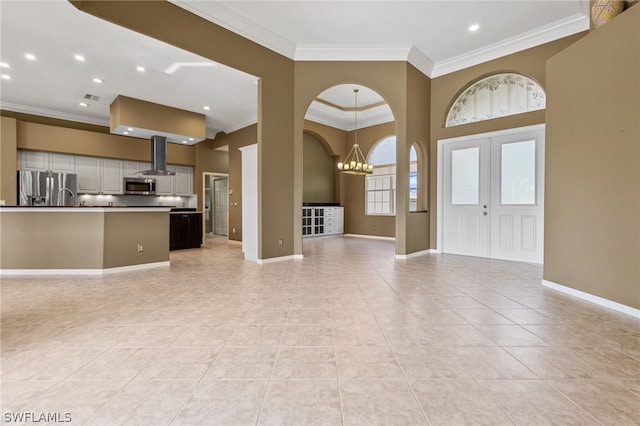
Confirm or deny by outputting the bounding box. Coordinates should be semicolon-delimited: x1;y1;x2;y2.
0;207;171;275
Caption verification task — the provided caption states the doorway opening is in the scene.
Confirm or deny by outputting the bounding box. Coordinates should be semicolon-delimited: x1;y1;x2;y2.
437;124;545;263
203;173;229;237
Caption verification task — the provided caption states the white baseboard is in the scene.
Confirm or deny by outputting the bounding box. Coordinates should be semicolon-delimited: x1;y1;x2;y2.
257;254;303;264
344;234;395;241
542;279;640;318
0;261;170;276
395;248;433;260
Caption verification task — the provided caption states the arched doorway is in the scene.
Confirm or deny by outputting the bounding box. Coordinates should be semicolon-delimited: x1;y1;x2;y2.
300;84;399;250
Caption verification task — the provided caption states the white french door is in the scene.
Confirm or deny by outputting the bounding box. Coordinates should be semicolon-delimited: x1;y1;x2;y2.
442;139;491;258
441;126;545;263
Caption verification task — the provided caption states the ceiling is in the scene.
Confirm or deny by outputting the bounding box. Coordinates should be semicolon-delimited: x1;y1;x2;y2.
0;1;588;143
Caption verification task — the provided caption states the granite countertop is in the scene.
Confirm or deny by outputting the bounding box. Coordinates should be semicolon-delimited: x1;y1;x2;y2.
0;206;173;213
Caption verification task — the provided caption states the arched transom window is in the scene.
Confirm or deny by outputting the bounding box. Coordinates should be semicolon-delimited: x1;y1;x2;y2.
446;73;546;127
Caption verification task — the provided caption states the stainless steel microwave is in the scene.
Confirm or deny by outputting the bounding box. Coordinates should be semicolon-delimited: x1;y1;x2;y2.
124;177;156;195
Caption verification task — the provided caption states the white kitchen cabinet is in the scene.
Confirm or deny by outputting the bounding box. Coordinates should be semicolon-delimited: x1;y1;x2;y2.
100;159;123;194
154;166;193;196
154;170;174;195
76;156;123;194
123;161;151;177
302;206;344;237
19;151;49;171
49;153;76;173
76;156;101;194
19;151;76;173
173;166;193;195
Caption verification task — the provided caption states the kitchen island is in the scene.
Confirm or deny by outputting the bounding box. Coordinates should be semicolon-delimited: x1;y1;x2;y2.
0;207;171;275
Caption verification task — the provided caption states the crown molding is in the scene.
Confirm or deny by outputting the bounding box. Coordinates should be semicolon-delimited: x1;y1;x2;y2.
0;102;109;127
295;45;412;62
222;113;258;134
407;46;435;77
169;0;296;58
171;0;588;80
431;13;589;78
305;103;393;131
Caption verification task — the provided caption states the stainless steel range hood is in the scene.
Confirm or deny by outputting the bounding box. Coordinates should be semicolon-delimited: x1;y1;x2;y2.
139;136;176;176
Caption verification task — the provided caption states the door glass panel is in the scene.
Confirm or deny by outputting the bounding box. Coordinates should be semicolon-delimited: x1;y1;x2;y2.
501;140;536;205
451;147;480;205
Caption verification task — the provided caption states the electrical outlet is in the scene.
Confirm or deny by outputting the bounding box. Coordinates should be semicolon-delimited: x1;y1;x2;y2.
137;244;144;252
232;228;237;234
278;239;283;246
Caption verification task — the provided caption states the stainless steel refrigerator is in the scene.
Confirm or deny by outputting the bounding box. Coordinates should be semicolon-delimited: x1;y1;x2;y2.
18;170;78;206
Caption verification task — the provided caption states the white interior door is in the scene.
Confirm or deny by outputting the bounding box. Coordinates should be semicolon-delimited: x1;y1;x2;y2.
214;178;228;236
442;139;491;257
441;126;545;263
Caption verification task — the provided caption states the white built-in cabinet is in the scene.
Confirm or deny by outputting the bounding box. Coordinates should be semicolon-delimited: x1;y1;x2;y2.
19;150;193;196
302;206;344;237
100;159;124;194
154;166;193;196
75;156;123;194
19;151;76;173
154;173;174;195
123;161;151;178
173;166;193;195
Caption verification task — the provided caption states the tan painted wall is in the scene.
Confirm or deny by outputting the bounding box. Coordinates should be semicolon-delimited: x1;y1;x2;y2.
0;212;104;269
403;64;432;254
103;211;169;268
545;5;640;309
0;210;169;269
303;132;335;204
16;120;195;165
303;120;348;205
1;116;18;205
210;124;258;242
429;32;587;247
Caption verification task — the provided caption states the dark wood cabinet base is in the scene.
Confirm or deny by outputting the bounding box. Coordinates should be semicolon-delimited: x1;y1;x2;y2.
170;212;203;250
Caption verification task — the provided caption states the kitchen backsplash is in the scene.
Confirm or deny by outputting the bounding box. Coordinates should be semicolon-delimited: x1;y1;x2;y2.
78;194;197;208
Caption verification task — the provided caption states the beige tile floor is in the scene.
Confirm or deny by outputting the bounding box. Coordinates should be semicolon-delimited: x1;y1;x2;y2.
2;236;639;425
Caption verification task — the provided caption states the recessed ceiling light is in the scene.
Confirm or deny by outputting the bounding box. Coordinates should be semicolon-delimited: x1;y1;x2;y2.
79;102;89;107
24;53;36;61
468;24;480;32
203;106;210;111
188;138;194;141
92;77;103;84
123;131;129;135
1;74;11;80
127;128;134;131
74;54;85;62
0;62;9;68
182;140;187;144
136;66;145;72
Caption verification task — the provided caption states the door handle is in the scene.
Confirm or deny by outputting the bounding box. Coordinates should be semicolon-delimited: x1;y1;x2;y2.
483;205;487;209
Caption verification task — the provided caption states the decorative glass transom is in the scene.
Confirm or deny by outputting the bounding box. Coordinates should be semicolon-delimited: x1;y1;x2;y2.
446;73;546;127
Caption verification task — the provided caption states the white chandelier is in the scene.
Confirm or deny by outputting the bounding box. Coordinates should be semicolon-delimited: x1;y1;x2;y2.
337;88;373;175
